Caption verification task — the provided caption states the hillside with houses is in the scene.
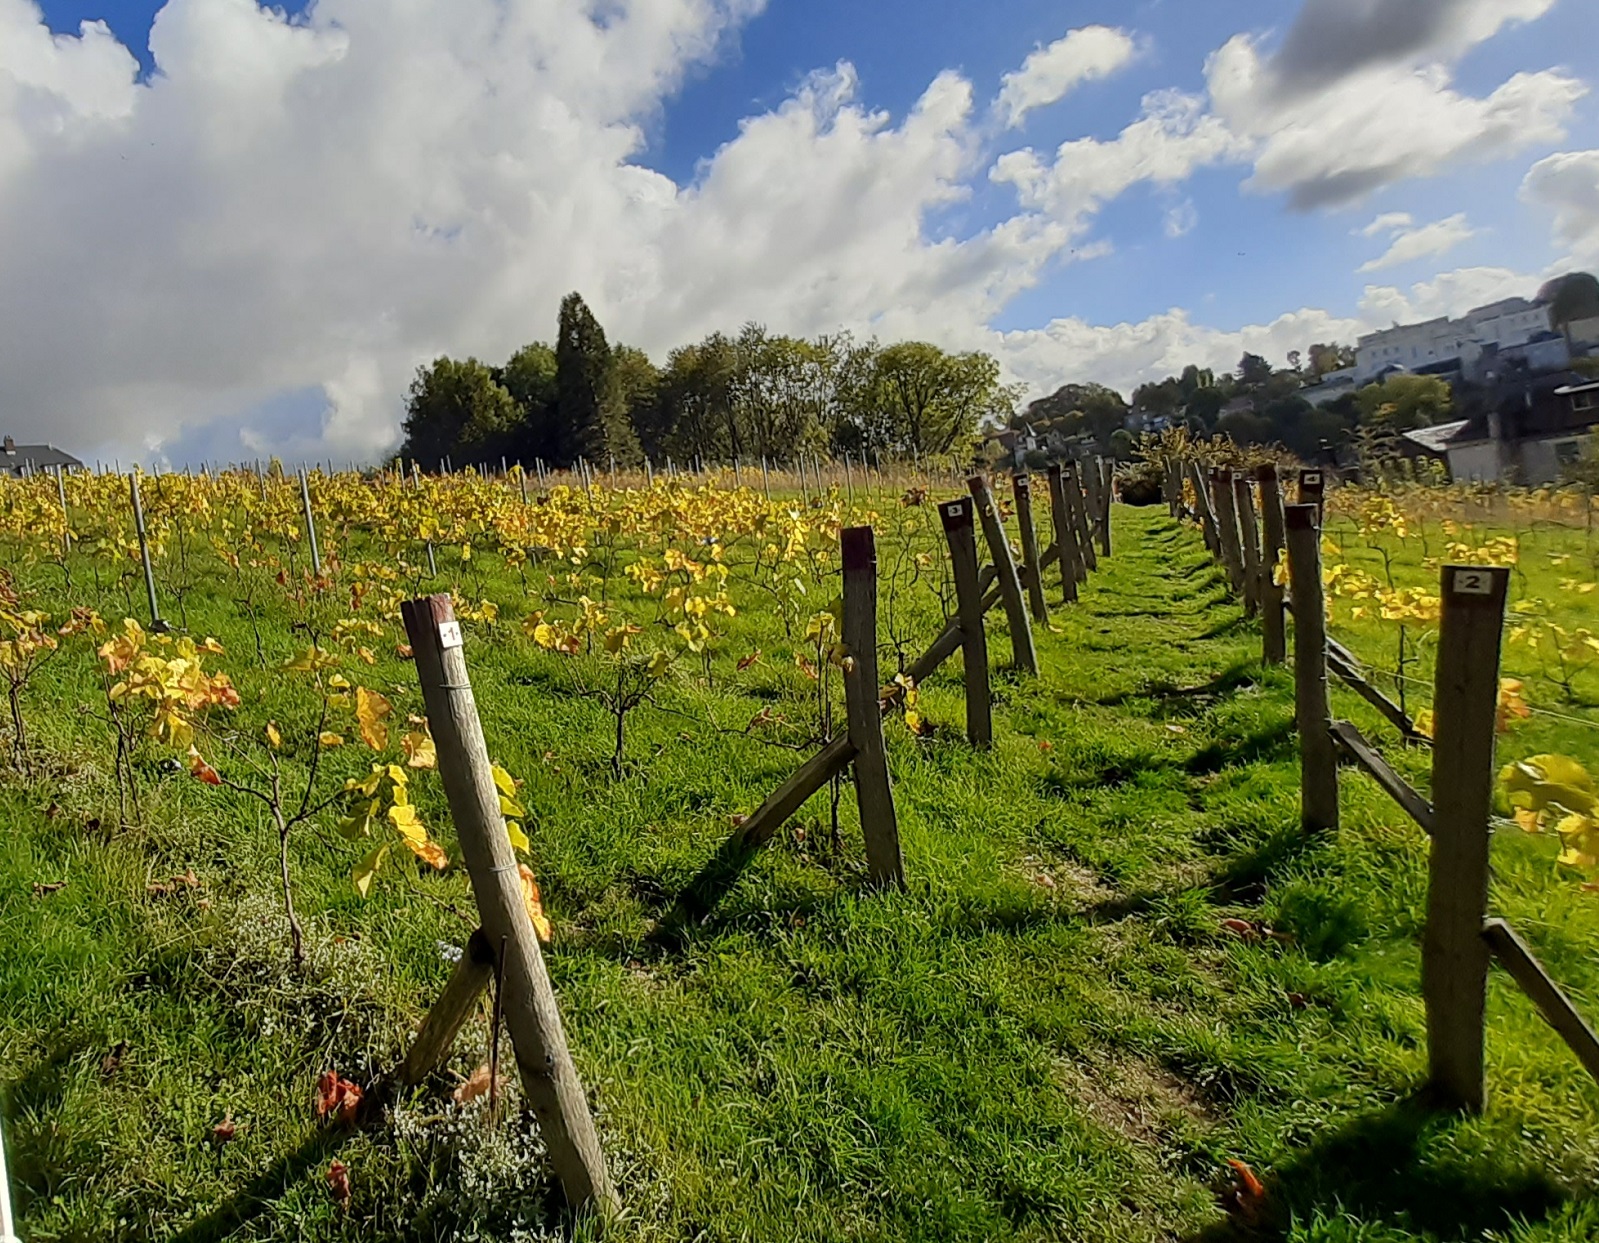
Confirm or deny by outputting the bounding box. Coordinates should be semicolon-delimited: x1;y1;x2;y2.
1009;271;1599;485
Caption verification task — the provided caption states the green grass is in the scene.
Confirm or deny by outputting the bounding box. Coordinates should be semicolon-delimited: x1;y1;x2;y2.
4;492;1599;1241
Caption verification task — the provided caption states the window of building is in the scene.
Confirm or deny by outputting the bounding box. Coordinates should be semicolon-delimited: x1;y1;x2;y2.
1556;440;1582;467
1574;391;1599;413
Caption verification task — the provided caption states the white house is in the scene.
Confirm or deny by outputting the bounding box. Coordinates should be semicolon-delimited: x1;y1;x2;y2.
1354;297;1554;383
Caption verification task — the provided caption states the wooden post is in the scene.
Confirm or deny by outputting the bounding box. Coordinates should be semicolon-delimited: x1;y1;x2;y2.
841;527;905;888
1285;504;1338;834
128;473;166;632
1424;564;1510;1113
1232;473;1262;617
1064;461;1096;576
518;468;529;504
968;475;1038;675
1187;460;1220;556
401;595;618;1217
1044;464;1079;604
55;466;71;557
399;928;496;1086
299;468;322;575
1298;467;1325;520
1258;466;1288;664
1011;473;1049;622
1482;919;1599;1089
940;499;993;747
1098;457;1113;557
1212;470;1247;597
761;455;771;502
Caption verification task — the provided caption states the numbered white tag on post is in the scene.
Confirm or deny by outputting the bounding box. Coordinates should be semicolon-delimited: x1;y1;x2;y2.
438;620;464;649
1453;570;1493;596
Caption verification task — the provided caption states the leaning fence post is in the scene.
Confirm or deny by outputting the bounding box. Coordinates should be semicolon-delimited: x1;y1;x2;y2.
401;595;618;1218
128;472;166;633
1011;472;1049;622
1285;503;1338;833
1045;464;1080;604
841;527;905;888
299;468;322;575
968;475;1038;675
1258;466;1288;664
1187;460;1220;556
939;499;993;747
1212;470;1247;597
1064;461;1096;576
1423;564;1510;1113
1233;472;1263;617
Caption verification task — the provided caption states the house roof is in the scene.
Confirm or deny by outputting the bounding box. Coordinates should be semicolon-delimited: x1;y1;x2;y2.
1402;420;1471;454
0;442;83;470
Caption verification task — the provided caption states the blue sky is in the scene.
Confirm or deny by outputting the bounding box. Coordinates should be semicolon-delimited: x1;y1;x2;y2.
8;0;1599;466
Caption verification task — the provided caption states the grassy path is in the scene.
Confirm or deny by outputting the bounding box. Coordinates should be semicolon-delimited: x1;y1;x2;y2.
4;506;1599;1241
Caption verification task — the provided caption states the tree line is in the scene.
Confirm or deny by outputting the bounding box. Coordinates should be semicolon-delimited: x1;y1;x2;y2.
398;293;1020;471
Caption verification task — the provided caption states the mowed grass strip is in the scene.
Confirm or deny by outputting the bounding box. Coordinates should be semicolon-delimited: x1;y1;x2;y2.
2;501;1598;1241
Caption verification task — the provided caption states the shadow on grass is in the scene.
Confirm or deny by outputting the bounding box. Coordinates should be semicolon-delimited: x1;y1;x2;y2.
1184;1094;1566;1242
165;1129;351;1243
1185;720;1295;775
1094;660;1260;709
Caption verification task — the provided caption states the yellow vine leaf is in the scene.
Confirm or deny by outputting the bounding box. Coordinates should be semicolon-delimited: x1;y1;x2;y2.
352;843;390;898
355;686;392;751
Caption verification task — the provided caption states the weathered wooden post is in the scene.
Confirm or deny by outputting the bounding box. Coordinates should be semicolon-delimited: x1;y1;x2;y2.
968;475;1038;675
1187;460;1220;557
397;928;496;1086
1258;465;1288;664
841;527;905;888
1064;461;1096;576
1285;504;1337;833
55;466;71;557
1212;469;1247;597
518;467;529;505
1298;467;1325;519
128;472;167;633
1423;565;1510;1113
1098;457;1113;557
760;455;771;502
1045;464;1080;604
1232;473;1262;617
1011;473;1049;622
299;468;321;575
939;499;993;746
402;595;618;1218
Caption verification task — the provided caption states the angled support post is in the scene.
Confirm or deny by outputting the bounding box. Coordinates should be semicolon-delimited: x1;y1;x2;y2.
1064;460;1096;576
968;475;1038;675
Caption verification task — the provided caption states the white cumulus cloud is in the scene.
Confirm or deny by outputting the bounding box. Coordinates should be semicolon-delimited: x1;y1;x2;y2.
1357;212;1478;271
994;25;1138;128
990;89;1251;237
1521;148;1599;267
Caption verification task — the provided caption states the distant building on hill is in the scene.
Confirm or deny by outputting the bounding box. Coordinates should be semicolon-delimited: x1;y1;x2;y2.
1355;296;1554;383
1;436;84;478
1401;375;1599;484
